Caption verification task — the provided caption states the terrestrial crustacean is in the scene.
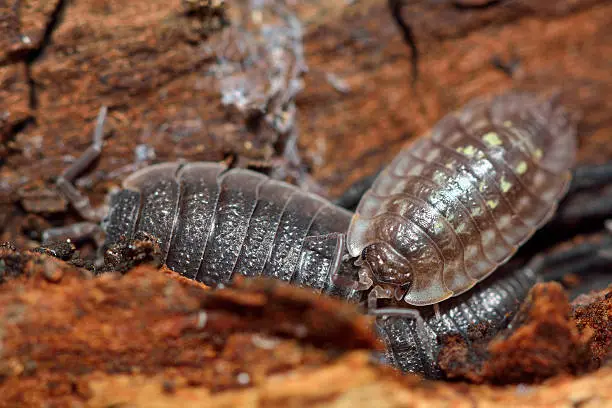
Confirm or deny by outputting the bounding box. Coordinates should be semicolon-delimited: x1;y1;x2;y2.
101;160;358;301
45;91;609;378
346;91;576;308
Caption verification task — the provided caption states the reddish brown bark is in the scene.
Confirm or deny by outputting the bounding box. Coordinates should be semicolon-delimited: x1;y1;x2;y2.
0;1;611;405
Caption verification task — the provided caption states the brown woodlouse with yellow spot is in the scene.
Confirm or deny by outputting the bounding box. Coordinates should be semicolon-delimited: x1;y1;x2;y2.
348;92;576;307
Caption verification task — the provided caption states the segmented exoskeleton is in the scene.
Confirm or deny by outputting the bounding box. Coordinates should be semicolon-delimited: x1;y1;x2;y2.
347;92;576;306
376;258;538;377
52;91;580;378
103;162;359;300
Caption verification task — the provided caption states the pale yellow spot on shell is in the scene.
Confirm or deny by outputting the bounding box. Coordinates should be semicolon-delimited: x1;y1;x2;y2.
503;120;513;127
471;207;482;217
487;199;499;209
478;181;487;193
482;132;503;147
457;145;477;157
516;161;528;175
500;176;512;193
446;162;454;169
534;148;543;161
455;223;467;233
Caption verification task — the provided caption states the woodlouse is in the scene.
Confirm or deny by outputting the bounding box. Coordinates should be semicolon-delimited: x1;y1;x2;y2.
347;92;576;306
47;91;581;378
102;161;358;300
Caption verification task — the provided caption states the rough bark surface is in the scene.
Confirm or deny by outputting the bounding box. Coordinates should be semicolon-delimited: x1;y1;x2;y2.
1;0;611;406
0;248;610;407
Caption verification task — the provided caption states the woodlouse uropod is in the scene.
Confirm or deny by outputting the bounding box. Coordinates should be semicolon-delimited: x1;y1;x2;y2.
46;91;579;377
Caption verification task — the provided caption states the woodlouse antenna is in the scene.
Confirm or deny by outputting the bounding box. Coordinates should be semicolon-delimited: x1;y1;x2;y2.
44;106;110;245
61;106;108;183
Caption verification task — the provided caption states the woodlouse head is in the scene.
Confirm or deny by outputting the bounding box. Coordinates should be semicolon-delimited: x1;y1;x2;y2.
360;242;415;302
362;243;412;286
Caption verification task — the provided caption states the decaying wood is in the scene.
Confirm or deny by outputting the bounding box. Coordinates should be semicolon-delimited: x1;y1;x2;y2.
0;247;610;407
0;248;380;406
85;360;612;408
1;0;611;406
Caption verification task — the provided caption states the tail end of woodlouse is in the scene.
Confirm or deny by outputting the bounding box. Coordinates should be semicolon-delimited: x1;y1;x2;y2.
489;91;578;174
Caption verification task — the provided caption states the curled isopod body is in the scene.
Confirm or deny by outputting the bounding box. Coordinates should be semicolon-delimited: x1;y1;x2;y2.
102;162;359;299
376;258;539;377
346;92;577;306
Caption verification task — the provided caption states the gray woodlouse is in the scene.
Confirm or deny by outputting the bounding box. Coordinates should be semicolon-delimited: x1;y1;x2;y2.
47;91;579;378
102;161;359;301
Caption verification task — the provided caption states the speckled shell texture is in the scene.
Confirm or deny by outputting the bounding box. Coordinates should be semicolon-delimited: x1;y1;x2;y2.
347;92;577;306
103;162;355;297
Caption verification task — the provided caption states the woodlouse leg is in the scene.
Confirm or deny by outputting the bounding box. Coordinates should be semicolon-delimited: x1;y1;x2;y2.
331;260;374;291
541;162;612;238
433;303;441;320
42;222;105;247
556;191;612;227
526;233;612;296
535;235;612;273
367;285;393;310
55;106;109;222
598;220;612;260
369;306;435;363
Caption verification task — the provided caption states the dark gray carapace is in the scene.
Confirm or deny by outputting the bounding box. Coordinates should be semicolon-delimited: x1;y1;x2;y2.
103;161;358;299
